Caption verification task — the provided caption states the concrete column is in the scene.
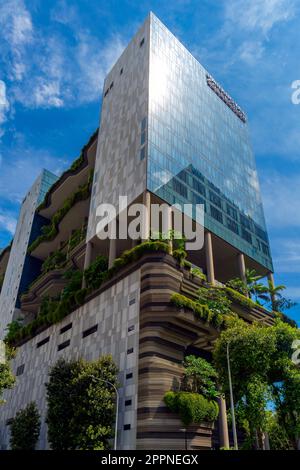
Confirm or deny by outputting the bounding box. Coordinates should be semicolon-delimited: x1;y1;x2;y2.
237;253;246;283
167;205;173;253
268;272;276;310
82;241;93;288
218;396;230;449
205;231;215;285
142;191;151;241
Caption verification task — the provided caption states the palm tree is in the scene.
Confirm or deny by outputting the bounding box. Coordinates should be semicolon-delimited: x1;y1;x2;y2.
245;269;268;303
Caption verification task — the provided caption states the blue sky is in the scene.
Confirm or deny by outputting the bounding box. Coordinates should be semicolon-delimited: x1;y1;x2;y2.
0;0;299;324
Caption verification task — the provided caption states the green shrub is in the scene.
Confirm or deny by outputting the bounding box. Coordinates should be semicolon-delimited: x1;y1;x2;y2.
226;278;248;296
191;267;207;282
84;255;108;291
28;176;93;254
170;293;225;329
164;391;219;425
10;402;40;450
172;248;187;266
225;287;258;310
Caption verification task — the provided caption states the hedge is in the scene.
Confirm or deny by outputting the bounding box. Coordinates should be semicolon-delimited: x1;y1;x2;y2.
170;293;225;329
164;391;219;425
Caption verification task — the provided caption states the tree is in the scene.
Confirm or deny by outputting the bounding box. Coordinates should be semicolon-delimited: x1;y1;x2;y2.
10;402;40;450
197;286;232;317
182;355;219;399
46;356;118;450
213;316;300;449
0;343;15;404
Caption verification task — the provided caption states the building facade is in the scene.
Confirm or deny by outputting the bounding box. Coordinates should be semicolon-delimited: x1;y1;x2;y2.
0;170;57;338
0;13;277;450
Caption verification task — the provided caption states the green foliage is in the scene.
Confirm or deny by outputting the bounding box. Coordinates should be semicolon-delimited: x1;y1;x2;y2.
41;250;66;273
170;293;225;329
172;248;187;267
226;278;248;296
69;227;86;251
225;287;259;310
182;355;220;399
46;356;118;450
10;402;40;450
4;320;23;345
197;286;232;317
190;267;207;282
37;129;98;212
28;177;93;254
266;412;292;450
214;317;300;448
110;241;171;275
0;344;15;404
164;391;219;425
84;255;108;291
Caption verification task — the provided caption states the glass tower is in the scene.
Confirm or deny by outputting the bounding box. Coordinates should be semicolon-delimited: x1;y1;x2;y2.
147;14;272;271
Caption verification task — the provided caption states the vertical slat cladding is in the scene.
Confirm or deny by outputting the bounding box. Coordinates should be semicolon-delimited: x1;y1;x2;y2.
137;260;214;450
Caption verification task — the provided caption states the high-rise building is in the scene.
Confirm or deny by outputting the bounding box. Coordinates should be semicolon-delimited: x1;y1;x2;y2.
0;14;278;450
87;12;272;282
0;170;57;338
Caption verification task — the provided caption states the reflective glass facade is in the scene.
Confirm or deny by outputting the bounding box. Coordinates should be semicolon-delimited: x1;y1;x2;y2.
147;14;273;271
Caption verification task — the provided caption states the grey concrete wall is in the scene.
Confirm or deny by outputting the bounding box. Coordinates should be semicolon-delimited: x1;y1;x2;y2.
87;16;150;242
0;269;141;450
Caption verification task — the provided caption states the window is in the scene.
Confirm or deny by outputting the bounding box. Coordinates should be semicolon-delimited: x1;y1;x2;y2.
241;228;252;244
141;117;147;131
140;147;146;161
141;131;146;146
240;214;252;231
60;323;72;334
210;205;223;223
192;178;206;196
110;81;114;90
128;325;135;332
227;217;239;234
126;373;133;380
82;324;98;338
120;68;123;75
104;89;109;97
58;339;70;351
261;243;270;256
209;191;222;209
16;364;25;376
125;399;132;407
37;336;50;348
129;298;136;306
254;224;268;243
172;179;187;198
124;424;131;430
140;38;145;47
227;204;238;221
192;193;205;206
127;348;134;354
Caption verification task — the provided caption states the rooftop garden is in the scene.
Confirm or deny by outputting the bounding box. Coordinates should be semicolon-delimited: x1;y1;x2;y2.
37;129;98;213
5;236;297;347
28;171;93;254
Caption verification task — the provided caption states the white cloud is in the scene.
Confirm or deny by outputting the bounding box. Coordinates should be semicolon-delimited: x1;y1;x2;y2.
0;0;33;80
238;41;265;65
0;213;17;235
272;237;300;273
225;0;295;35
261;172;300;229
0;1;127;111
0;81;10;137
